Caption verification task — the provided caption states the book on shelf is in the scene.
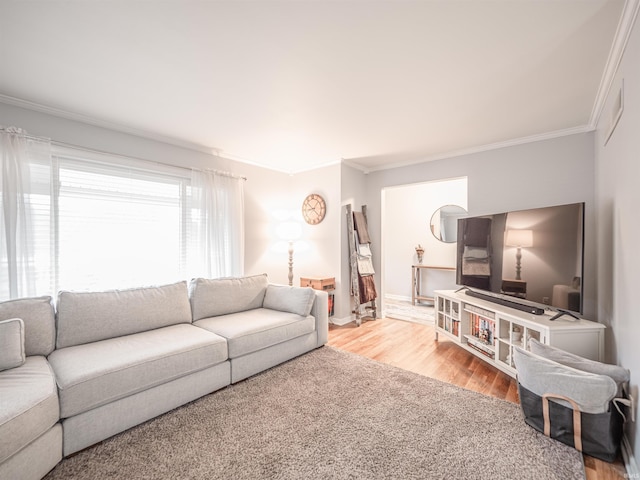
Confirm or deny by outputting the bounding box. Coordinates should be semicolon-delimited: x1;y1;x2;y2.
470;313;495;345
467;342;495;359
328;293;335;316
464;334;495;359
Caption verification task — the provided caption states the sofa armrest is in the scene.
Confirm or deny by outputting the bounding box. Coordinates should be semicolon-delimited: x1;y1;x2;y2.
262;283;329;347
310;290;329;346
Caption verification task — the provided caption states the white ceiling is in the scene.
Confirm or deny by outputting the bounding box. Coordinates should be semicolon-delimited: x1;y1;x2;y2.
0;1;629;173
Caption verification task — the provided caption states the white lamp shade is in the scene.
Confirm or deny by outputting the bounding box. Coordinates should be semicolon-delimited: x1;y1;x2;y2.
506;229;533;247
276;221;302;241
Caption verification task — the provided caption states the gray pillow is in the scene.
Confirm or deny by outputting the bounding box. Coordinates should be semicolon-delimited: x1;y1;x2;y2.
528;338;629;395
263;285;316;317
0;318;26;372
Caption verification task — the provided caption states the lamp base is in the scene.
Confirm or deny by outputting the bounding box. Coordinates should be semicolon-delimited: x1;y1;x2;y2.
288;241;294;286
515;247;522;280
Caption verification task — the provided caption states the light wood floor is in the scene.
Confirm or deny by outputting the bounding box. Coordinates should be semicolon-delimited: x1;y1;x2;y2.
328;317;626;480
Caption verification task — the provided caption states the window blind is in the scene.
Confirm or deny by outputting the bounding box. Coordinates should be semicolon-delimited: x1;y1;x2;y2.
52;153;189;292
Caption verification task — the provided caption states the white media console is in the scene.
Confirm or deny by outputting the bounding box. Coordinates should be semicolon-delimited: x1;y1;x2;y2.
434;289;605;378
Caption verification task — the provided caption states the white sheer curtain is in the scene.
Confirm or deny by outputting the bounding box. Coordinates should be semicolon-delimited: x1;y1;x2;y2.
1;127;245;299
0;127;52;300
189;169;245;279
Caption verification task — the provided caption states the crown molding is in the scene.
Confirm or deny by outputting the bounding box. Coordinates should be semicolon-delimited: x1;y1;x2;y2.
0;93;344;175
341;159;371;174
589;0;640;128
0;91;598;177
356;125;594;174
0;93;218;156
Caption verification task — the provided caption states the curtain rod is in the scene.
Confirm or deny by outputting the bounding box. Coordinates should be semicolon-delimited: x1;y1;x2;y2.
0;125;51;142
1;126;247;181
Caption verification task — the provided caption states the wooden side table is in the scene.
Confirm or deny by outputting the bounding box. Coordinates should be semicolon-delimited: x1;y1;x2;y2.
412;265;456;305
300;277;335;316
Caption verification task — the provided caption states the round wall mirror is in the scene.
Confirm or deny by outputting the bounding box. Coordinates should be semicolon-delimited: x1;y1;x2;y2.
430;205;467;243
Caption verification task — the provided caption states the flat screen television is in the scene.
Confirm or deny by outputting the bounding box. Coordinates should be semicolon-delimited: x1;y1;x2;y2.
456;202;584;315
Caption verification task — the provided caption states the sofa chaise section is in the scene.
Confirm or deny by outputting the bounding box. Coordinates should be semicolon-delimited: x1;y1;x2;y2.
0;297;62;480
49;282;231;456
191;274;329;383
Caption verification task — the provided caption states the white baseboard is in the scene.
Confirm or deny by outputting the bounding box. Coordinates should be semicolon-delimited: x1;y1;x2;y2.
622;433;639;478
384;311;413;321
330;316;355;326
385;294;413;303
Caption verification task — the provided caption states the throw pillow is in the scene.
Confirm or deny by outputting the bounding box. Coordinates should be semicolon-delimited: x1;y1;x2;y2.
263;284;315;317
0;318;26;372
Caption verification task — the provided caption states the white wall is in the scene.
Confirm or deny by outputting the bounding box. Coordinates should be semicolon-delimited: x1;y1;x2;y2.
242;167;297;280
245;163;341;291
594;15;640;462
382;177;467;300
291;165;341;283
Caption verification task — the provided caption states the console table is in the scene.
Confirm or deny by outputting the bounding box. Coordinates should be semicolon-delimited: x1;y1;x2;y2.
434;289;605;378
411;265;456;305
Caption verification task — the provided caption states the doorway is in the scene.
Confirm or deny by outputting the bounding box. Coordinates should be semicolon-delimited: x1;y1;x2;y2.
381;177;467;322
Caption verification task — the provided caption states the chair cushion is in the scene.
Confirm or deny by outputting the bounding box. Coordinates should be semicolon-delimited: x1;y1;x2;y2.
0;296;55;356
56;282;192;348
48;324;228;418
0;318;25;372
0;356;60;463
194;308;315;358
263;284;315;317
190;274;268;321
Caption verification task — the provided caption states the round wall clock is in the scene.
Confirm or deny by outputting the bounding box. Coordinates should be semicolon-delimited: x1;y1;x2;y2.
302;193;326;225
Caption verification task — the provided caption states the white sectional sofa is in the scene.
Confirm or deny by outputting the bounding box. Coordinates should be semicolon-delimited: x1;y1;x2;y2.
0;274;328;479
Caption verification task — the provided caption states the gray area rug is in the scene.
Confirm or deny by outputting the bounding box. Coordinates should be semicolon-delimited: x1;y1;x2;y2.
44;346;584;480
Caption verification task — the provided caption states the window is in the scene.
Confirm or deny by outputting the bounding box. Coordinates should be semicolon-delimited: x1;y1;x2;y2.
1;137;244;299
54;153;189;291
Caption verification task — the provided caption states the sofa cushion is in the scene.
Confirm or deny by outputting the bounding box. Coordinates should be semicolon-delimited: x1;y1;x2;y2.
0;318;25;372
190;274;268;321
0;356;60;464
48;324;228;418
56;281;192;348
0;296;55;356
194;308;315;358
263;284;315;317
